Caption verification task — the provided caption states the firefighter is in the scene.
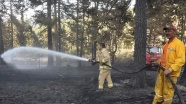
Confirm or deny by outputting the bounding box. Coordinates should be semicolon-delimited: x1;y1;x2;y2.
152;25;185;104
89;43;113;91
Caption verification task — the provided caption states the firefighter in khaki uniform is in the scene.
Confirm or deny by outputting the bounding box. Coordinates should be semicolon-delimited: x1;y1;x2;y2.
96;43;113;90
152;25;185;104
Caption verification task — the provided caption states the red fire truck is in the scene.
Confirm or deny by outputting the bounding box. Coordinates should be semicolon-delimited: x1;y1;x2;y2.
146;46;162;65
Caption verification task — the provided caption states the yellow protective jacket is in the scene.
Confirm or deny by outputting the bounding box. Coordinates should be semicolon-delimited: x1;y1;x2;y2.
158;37;185;77
97;48;111;69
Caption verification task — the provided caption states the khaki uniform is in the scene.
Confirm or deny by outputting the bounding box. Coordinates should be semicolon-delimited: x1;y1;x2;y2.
152;37;185;104
97;48;113;90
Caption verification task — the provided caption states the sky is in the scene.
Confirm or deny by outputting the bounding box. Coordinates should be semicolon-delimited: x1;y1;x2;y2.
130;0;136;8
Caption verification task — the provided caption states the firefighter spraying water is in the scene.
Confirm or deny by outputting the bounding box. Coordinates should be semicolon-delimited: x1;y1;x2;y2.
1;32;185;103
88;43;113;91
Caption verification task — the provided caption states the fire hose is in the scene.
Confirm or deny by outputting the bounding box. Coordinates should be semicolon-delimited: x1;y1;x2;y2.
89;60;185;104
89;59;151;74
154;64;185;104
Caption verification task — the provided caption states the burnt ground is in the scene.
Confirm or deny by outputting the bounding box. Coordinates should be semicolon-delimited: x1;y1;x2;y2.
0;65;186;104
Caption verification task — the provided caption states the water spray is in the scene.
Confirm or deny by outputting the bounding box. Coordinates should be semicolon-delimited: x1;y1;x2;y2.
1;47;88;62
0;47;90;69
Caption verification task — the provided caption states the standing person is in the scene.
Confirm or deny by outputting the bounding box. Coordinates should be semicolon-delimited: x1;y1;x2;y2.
97;43;113;90
152;25;185;104
89;43;113;91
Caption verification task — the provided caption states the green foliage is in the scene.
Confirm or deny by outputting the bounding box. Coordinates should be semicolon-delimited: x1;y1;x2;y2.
0;0;136;56
29;0;43;6
2;0;185;61
33;11;48;26
147;0;186;45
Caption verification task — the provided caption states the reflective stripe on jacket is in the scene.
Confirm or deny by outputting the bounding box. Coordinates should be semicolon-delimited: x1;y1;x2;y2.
97;48;111;69
158;37;185;77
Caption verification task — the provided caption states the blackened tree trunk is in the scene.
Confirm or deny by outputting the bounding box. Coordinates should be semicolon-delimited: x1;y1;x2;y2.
47;0;53;67
76;0;79;56
132;0;147;88
19;11;26;46
80;2;85;58
79;1;85;67
180;13;185;41
55;0;62;67
0;17;4;64
57;0;61;52
148;27;152;45
54;0;57;51
91;41;97;60
54;0;59;67
10;0;13;48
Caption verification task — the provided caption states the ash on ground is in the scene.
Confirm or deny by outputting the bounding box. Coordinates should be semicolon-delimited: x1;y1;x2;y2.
0;65;185;104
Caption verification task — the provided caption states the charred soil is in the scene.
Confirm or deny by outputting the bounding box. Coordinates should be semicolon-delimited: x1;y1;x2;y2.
0;65;185;104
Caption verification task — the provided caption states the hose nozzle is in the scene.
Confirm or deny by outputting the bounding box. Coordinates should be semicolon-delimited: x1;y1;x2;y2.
88;59;99;65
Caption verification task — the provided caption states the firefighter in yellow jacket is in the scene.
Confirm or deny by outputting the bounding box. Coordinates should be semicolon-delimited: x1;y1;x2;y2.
94;43;113;90
152;25;185;104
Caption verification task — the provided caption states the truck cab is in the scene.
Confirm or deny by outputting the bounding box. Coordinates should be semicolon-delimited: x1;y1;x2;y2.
146;46;162;65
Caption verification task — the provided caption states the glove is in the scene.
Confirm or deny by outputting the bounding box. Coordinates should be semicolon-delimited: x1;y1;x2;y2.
88;59;99;65
92;61;97;65
88;59;92;62
151;61;159;67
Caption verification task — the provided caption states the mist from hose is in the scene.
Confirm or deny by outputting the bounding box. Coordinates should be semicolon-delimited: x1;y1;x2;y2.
1;47;89;69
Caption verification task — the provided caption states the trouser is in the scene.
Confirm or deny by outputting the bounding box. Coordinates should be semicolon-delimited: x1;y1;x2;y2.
98;68;113;89
152;71;178;104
